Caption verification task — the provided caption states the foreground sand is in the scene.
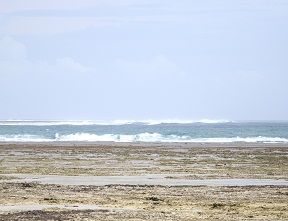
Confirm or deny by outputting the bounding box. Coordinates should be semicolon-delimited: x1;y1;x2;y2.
0;142;287;220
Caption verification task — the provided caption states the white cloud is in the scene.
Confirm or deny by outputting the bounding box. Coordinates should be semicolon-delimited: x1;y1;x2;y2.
112;55;188;100
0;36;95;70
0;17;120;35
0;36;27;61
0;0;160;35
115;55;185;79
0;14;199;35
56;57;96;73
0;37;96;84
0;58;96;78
0;0;91;13
0;0;155;13
1;0;285;36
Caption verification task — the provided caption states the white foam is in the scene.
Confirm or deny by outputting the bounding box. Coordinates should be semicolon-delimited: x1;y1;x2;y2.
57;133;165;142
0;134;51;142
57;133;117;142
57;134;288;143
1;133;287;143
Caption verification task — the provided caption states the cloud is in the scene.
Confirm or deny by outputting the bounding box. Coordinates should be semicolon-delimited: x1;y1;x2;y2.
115;55;184;79
0;0;94;13
0;14;197;36
0;0;155;13
0;36;27;61
0;17;120;35
0;37;96;82
0;0;160;35
1;0;285;36
56;57;96;73
111;55;188;106
0;58;96;78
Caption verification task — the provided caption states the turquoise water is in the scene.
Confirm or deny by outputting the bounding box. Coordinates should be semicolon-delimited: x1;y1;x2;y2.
0;120;288;142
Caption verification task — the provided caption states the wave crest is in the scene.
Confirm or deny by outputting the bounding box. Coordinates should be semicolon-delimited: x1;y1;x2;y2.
1;133;287;143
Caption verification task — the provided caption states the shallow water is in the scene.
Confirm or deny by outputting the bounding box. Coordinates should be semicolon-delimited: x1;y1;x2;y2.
1;174;287;186
0;204;105;211
0;204;141;213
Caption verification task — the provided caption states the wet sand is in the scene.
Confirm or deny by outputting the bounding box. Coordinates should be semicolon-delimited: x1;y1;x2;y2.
0;142;287;220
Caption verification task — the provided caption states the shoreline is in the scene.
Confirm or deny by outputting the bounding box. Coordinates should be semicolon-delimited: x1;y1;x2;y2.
1;141;288;148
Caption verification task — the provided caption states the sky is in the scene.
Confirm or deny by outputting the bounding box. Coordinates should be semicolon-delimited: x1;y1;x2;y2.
0;0;288;121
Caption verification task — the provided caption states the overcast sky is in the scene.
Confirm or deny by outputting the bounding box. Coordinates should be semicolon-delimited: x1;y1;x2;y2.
0;0;287;121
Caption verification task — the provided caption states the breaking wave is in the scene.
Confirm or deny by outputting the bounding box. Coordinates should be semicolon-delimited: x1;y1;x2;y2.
0;134;52;142
0;133;287;143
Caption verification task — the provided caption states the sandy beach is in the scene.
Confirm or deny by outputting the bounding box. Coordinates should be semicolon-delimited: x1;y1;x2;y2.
0;142;287;220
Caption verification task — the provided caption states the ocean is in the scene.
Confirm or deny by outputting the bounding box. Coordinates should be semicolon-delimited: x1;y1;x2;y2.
0;120;288;143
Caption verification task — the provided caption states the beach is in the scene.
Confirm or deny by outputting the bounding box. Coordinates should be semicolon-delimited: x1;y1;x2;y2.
0;142;287;220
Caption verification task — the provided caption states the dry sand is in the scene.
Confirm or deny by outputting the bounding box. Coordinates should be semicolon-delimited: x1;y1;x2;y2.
0;142;287;220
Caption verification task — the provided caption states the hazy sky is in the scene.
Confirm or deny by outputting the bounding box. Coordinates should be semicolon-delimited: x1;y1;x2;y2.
1;0;287;121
